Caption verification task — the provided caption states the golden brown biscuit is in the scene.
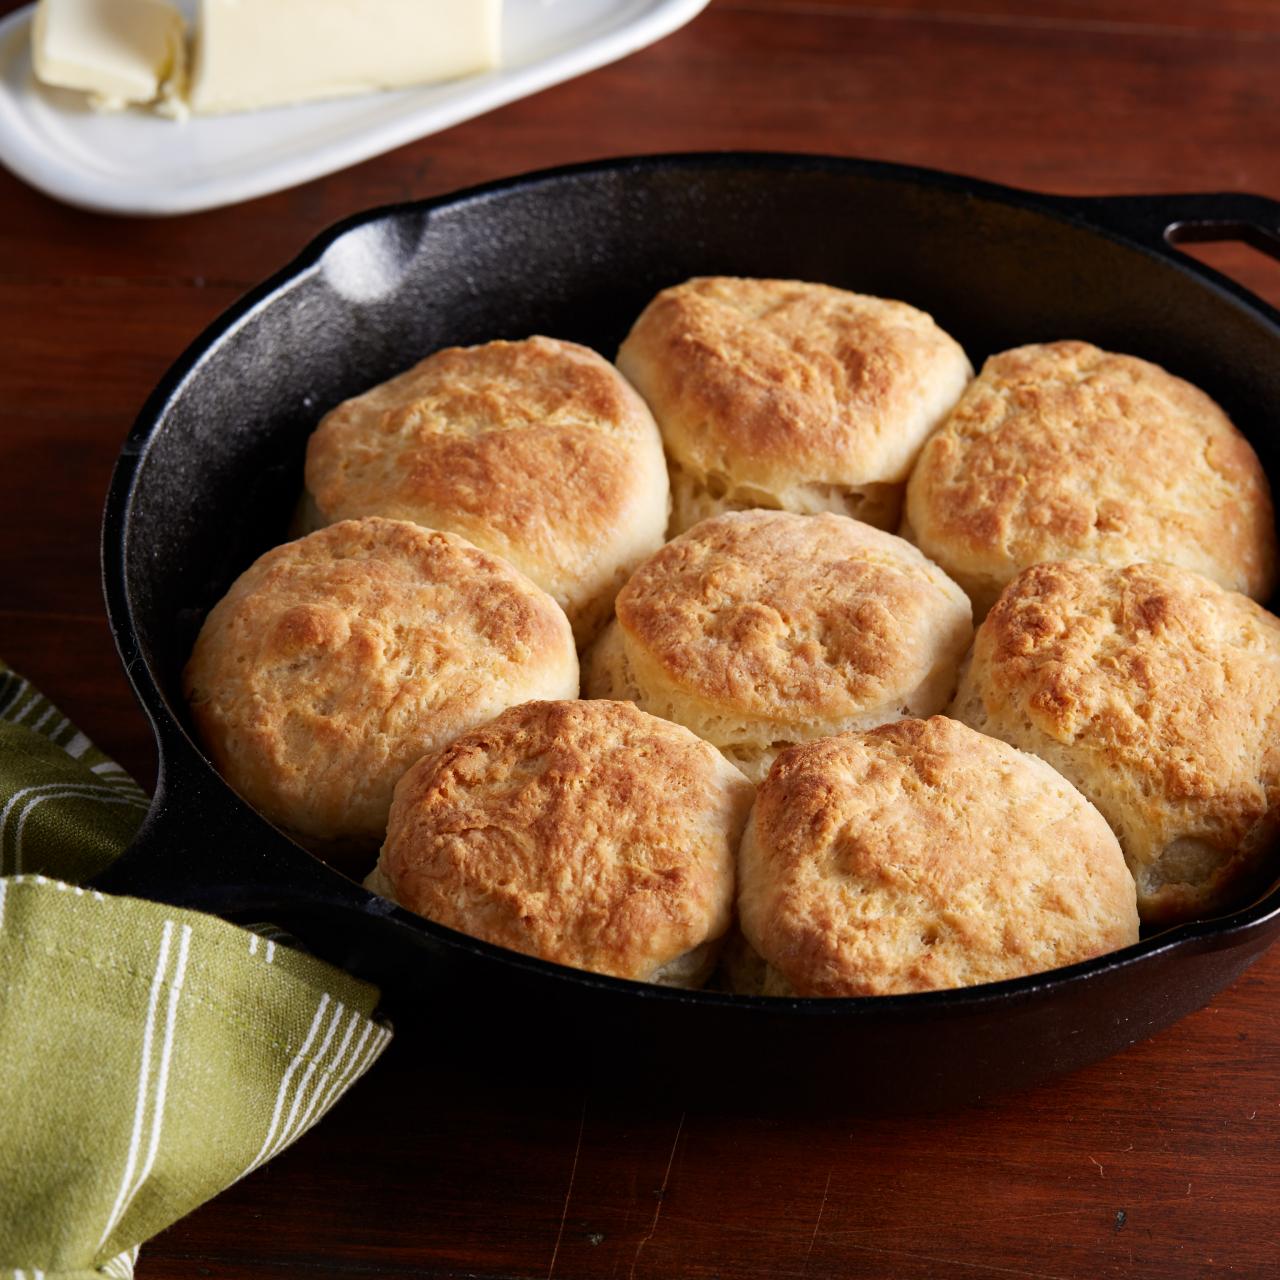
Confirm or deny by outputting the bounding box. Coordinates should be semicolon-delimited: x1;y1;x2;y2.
366;700;753;986
950;560;1280;924
904;341;1277;618
304;336;670;643
583;510;973;780
737;717;1138;997
183;517;579;855
616;277;972;534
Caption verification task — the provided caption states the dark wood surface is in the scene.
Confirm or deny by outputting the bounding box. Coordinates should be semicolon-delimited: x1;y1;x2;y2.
4;1;1280;1275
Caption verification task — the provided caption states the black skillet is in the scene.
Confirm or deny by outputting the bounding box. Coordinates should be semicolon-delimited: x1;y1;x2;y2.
94;153;1280;1107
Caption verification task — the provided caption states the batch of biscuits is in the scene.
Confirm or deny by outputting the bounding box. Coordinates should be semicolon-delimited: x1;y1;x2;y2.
183;275;1280;998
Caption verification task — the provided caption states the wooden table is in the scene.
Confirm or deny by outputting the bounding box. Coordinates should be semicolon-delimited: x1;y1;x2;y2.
4;2;1280;1275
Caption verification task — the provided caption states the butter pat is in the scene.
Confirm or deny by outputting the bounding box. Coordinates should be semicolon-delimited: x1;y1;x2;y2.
190;0;501;115
32;0;186;111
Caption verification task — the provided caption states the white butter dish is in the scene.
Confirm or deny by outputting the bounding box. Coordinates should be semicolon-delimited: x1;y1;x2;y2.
0;0;709;216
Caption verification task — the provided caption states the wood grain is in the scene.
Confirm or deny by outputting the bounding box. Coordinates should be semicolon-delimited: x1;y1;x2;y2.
3;0;1279;282
2;1;1279;1276
147;947;1280;1278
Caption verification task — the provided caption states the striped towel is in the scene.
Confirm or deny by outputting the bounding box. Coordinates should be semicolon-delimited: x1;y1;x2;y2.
0;664;392;1278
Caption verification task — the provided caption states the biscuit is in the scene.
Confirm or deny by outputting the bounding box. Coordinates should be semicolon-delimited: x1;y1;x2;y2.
583;510;973;780
616;277;972;534
904;341;1277;618
304;336;670;643
950;559;1280;924
183;517;579;855
737;716;1138;997
366;699;753;986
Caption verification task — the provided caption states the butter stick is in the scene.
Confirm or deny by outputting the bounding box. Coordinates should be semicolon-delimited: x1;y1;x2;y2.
33;0;187;112
189;0;502;115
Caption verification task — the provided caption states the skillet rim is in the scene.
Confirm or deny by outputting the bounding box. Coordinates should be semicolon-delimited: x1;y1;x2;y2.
100;149;1280;1015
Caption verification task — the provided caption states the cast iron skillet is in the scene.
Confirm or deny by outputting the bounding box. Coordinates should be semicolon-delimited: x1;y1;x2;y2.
94;153;1280;1106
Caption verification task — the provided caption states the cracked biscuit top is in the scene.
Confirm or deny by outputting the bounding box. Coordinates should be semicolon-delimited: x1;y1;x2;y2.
950;558;1280;925
183;517;578;851
369;699;752;985
904;340;1277;618
584;510;972;779
738;716;1138;997
304;336;670;643
616;276;971;534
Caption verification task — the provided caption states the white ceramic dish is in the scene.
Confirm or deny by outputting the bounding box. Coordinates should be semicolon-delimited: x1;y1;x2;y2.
0;0;708;216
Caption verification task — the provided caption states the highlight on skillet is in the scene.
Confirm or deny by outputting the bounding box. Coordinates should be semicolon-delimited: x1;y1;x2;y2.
183;275;1280;996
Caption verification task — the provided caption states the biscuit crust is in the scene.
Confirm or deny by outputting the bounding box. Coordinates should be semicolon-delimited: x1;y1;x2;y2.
584;510;972;779
617;277;972;533
738;716;1138;997
305;336;670;642
183;518;579;850
904;341;1277;616
370;700;753;984
951;560;1280;924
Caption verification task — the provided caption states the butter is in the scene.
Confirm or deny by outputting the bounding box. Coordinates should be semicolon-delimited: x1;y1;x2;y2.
32;0;187;112
189;0;501;115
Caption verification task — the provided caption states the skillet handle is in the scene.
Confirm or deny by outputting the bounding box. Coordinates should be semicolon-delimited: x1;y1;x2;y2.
89;742;517;998
1064;191;1280;259
88;754;420;991
89;752;381;927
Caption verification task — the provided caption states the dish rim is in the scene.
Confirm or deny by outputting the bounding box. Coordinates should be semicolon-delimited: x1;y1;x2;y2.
0;0;712;215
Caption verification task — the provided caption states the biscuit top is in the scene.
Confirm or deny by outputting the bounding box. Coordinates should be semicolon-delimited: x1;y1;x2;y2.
740;716;1138;997
183;518;579;845
905;341;1277;608
616;277;972;490
305;336;669;639
377;700;752;982
614;510;972;728
954;560;1280;904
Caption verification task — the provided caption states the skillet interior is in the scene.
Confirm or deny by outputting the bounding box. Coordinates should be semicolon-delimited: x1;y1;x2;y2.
102;154;1280;1104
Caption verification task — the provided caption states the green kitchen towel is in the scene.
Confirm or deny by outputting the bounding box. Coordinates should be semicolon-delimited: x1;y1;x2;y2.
0;664;392;1278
